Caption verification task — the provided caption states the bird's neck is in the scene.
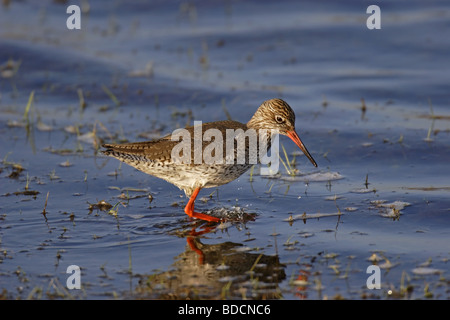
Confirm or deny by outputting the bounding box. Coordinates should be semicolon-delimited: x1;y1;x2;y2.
244;126;273;158
259;129;272;156
246;111;264;131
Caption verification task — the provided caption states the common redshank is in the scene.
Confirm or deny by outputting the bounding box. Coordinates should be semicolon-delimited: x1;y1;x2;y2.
102;98;317;223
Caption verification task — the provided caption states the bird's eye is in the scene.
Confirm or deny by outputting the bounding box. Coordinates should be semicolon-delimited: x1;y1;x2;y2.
275;115;285;123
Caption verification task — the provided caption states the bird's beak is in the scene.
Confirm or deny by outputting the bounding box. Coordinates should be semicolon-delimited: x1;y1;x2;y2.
287;130;318;167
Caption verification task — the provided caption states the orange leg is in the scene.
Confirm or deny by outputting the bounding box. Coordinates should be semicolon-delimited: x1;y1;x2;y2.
184;187;220;223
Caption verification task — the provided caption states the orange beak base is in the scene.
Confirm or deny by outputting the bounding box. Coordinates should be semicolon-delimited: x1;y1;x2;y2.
287;130;318;167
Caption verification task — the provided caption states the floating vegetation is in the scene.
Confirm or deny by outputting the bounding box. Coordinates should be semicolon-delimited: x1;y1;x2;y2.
87;200;113;214
2;153;25;178
108;202;122;216
7;164;24;179
368;252;383;262
367;252;396;269
3;190;40;197
48;169;60;181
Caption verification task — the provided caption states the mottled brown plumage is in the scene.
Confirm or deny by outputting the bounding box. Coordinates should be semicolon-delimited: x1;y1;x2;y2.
102;98;317;222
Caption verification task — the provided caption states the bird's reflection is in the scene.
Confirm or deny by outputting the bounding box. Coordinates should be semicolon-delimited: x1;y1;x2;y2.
185;225;216;265
134;218;286;299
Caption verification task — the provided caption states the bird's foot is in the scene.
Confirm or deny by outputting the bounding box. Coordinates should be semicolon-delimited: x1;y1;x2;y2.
186;210;221;223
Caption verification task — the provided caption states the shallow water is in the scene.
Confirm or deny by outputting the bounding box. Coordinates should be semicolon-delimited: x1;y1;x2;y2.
0;0;449;300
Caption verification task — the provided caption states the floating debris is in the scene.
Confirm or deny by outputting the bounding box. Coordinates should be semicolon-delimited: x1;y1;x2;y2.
291;278;309;286
203;206;256;223
43;147;75;156
233;246;252;253
324;252;339;259
116;192;149;200
6;164;24;178
128;214;145;219
284;212;343;222
404;186;450;192
128;61;154;78
298;231;314;238
217;221;233;230
378;260;396;269
2;190;40;197
367;253;383;262
64;125;78;134
48;170;60;180
280;171;344;182
59;160;73;167
7;120;25;128
370;200;411;219
381;208;401;219
0;59;21;78
88;200;113;213
411;267;443;275
370;200;386;205
216;264;230;271
77;131;98;145
108;186;150;193
377;201;411;210
36;121;53;132
324;195;344;201
351;188;376;193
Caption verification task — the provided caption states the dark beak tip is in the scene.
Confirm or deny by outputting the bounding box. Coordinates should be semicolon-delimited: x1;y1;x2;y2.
286;130;317;168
